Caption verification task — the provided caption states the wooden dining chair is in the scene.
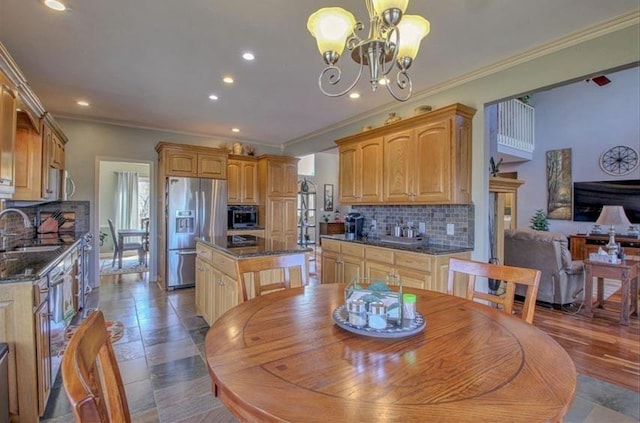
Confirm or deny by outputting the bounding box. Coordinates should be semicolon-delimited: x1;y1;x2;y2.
447;257;542;324
107;218;145;267
236;254;308;301
61;310;131;423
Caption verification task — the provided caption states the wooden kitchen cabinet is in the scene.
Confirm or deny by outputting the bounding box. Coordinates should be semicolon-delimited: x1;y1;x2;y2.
259;155;298;197
0;71;17;197
338;137;383;203
321;238;365;284
264;197;297;244
337;103;475;205
321;238;469;292
157;142;228;179
227;156;259;205
258;155;299;245
13;108;43;200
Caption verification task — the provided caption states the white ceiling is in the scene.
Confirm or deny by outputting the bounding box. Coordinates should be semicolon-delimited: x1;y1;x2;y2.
0;1;638;148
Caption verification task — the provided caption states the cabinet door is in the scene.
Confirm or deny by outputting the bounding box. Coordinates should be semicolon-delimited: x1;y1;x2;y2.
227;160;242;204
413;119;453;203
266;197;297;243
215;272;238;320
35;299;51;415
359;137;384;203
241;160;259;204
0;80;17;193
166;150;198;177
338;144;358;203
395;266;431;290
266;160;298;197
383;129;414;203
321;251;339;284
365;260;395;282
198;153;226;179
195;257;206;317
342;254;364;285
283;197;298;244
13;116;43;200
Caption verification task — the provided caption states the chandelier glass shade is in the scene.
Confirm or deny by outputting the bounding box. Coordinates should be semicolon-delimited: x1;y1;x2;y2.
307;0;430;101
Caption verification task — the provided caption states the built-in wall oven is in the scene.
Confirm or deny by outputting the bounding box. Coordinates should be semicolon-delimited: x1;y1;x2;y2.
228;205;258;229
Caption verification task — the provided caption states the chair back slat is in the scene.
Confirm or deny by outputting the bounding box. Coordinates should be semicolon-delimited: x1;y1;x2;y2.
62;310;131;422
236;254;308;301
447;257;541;324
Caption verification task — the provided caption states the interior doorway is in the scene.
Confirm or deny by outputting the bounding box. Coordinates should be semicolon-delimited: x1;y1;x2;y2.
95;157;155;283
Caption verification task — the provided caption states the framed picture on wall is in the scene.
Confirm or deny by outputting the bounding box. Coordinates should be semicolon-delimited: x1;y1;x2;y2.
324;184;334;211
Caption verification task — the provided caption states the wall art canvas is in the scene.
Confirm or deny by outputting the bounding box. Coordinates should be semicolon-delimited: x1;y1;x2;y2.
324;184;334;211
546;148;572;220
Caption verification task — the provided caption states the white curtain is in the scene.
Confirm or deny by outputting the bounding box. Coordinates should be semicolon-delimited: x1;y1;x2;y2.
115;171;139;230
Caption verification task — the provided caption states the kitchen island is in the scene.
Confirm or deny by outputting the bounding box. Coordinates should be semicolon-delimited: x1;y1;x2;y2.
321;234;472;293
195;235;310;325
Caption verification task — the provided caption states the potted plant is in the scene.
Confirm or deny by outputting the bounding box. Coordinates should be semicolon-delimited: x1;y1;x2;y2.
529;209;549;231
99;230;109;246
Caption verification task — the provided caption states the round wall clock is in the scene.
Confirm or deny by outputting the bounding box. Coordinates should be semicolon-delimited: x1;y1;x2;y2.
599;145;639;176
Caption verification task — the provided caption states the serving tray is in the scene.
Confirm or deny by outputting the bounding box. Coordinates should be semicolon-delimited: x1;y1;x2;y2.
332;304;426;338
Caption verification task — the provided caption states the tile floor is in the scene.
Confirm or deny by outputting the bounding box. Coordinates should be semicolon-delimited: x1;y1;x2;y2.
42;270;639;422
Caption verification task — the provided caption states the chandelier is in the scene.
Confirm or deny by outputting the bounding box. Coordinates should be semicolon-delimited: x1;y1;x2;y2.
307;0;430;102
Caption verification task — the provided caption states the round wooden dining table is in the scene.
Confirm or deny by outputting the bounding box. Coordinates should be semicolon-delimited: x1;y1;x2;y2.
204;284;576;422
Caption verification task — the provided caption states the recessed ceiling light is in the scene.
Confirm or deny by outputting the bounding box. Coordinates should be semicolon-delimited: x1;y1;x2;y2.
208;94;219;100
77;100;90;107
231;128;240;133
242;52;255;61
223;76;234;84
349;92;360;99
44;0;67;11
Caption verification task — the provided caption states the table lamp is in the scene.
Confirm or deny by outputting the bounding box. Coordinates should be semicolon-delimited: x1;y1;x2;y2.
595;205;631;256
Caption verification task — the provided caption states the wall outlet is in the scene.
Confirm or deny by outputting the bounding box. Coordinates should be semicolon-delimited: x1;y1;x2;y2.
446;223;455;236
418;222;426;234
371;219;377;230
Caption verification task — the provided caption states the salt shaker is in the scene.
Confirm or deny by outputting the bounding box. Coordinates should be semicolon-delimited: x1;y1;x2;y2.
347;299;367;327
368;302;387;329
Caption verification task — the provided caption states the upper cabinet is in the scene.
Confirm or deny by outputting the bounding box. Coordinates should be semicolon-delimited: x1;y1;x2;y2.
337;103;476;205
156;142;228;179
259;155;298;197
338;137;383;203
0;71;17;198
227;156;258;205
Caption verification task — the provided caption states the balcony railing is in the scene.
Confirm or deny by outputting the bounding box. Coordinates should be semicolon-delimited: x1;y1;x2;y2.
497;99;535;154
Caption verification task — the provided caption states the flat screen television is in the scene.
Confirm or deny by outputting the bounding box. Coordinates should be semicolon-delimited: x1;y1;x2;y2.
573;179;640;223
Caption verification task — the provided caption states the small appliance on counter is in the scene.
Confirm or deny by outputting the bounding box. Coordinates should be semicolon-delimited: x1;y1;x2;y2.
344;212;364;240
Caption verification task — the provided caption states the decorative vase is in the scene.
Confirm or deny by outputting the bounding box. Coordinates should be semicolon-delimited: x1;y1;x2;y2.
233;143;243;155
384;112;401;125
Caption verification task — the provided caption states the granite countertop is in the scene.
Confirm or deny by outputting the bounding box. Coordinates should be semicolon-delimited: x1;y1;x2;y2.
197;235;311;258
0;232;88;283
321;234;473;255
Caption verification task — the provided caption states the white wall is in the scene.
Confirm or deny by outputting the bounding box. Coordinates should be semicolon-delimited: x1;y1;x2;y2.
503;66;640;235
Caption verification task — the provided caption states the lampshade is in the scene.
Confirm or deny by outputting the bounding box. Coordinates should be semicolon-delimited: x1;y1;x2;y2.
595;205;632;227
396;15;430;59
307;8;356;56
372;0;409;15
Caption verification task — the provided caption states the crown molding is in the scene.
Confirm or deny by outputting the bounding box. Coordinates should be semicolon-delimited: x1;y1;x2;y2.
284;10;640;149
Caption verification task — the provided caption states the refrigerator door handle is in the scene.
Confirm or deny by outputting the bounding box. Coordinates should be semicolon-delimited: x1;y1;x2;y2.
201;190;206;237
176;249;197;255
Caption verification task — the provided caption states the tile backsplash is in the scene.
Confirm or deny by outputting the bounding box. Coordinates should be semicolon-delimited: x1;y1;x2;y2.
351;204;474;248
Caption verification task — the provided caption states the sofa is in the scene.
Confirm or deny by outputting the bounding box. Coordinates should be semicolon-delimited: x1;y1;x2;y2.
504;228;584;306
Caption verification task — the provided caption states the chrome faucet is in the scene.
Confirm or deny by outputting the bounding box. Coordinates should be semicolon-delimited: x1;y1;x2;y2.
0;208;32;250
0;208;32;228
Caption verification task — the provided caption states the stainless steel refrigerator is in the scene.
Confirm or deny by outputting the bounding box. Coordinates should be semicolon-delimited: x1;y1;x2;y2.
166;177;227;289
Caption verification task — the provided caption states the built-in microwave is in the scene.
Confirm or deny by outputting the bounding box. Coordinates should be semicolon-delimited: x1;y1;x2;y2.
228;205;258;229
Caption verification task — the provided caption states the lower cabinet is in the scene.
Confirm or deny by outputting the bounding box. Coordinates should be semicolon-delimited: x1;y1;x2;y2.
321;238;470;293
195;242;239;326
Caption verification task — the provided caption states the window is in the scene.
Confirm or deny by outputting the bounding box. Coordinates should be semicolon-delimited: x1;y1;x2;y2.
298;154;315;176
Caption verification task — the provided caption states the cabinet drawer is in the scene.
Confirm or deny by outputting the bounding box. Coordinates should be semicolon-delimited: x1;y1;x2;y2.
341;243;365;258
212;251;236;277
322;239;341;253
366;246;394;264
196;245;213;262
395;251;431;272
